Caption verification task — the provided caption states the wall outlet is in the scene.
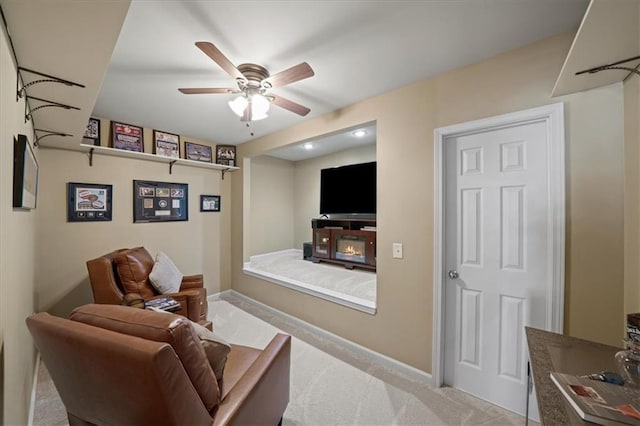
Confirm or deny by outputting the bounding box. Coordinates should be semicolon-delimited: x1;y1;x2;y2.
392;243;403;259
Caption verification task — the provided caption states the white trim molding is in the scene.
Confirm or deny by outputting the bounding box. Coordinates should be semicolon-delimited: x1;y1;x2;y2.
431;103;566;387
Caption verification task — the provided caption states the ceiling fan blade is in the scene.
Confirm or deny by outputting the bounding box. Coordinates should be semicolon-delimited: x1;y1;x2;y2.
195;41;245;82
178;88;236;94
271;95;311;116
263;62;314;88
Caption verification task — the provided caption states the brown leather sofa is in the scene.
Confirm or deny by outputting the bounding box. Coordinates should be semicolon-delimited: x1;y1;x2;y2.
26;304;291;426
86;247;209;328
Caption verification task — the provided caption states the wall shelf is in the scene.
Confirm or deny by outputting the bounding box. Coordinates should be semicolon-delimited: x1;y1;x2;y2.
552;0;639;97
43;143;239;178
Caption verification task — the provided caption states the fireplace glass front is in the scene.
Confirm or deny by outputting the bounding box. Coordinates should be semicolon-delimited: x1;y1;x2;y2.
334;234;366;264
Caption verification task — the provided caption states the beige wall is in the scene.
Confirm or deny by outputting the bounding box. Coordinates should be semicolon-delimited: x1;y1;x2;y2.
624;75;640;315
248;144;376;256
0;22;37;425
292;144;376;249
249;155;295;256
231;31;625;373
34;119;232;318
624;4;640;316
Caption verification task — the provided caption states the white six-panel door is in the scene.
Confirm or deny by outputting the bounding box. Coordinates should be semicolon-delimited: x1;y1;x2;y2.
434;104;565;419
443;120;549;414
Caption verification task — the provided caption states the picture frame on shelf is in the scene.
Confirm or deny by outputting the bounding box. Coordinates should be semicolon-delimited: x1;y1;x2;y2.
216;144;236;166
67;182;112;222
12;134;38;209
111;121;144;152
82;117;101;146
184;141;213;163
133;180;188;223
153;130;180;159
200;195;220;212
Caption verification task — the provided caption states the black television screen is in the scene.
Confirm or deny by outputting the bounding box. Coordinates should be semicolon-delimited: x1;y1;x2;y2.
320;161;376;215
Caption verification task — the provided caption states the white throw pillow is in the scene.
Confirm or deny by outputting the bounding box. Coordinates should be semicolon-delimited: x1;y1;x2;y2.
148;251;183;294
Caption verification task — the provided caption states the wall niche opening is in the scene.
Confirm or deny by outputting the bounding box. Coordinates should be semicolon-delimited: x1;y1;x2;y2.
242;122;377;314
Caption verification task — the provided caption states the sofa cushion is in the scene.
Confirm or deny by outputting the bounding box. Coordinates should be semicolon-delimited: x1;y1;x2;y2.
191;320;231;380
147;307;230;380
69;304;220;410
149;251;183;294
114;247;157;298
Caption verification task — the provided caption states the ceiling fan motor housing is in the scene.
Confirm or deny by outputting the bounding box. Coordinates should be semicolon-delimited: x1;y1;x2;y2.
237;63;271;91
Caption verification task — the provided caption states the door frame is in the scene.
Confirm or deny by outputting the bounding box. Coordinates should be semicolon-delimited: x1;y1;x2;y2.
432;103;566;387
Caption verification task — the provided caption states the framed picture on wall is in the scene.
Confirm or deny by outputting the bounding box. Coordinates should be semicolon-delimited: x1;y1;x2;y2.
13;134;39;209
111;121;144;152
215;144;236;166
82;117;101;146
67;182;112;222
153;130;180;158
184;141;213;163
133;180;188;223
200;195;220;212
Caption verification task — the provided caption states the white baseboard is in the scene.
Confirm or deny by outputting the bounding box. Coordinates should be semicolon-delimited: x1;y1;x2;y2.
28;352;41;426
208;290;433;386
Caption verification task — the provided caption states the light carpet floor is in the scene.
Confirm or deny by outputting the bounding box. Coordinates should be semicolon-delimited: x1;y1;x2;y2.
32;293;531;425
245;249;377;304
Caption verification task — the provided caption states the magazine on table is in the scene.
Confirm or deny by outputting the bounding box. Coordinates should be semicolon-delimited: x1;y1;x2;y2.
550;371;640;426
145;296;180;312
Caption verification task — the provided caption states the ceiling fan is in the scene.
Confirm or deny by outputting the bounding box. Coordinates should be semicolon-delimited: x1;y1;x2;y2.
179;42;315;122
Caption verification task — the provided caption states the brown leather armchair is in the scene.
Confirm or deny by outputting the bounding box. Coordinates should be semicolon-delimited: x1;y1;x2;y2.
86;247;209;328
26;304;291;426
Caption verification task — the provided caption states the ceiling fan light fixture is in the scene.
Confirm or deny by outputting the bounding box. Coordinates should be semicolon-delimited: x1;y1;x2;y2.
228;96;248;116
251;94;270;116
251;111;269;121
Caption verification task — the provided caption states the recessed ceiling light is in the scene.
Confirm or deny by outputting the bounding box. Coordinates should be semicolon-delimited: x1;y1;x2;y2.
352;129;367;138
303;142;313;150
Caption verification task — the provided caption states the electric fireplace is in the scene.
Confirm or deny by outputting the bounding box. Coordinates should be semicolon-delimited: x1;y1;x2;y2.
334;234;367;264
310;219;376;271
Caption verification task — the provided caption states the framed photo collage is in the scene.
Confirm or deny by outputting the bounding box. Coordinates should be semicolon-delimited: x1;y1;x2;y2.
83;117;236;167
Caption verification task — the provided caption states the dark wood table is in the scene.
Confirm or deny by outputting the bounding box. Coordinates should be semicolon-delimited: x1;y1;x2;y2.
526;327;622;425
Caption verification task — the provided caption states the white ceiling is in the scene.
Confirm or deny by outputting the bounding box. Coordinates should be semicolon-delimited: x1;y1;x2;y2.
92;0;590;148
1;0;590;155
265;122;377;162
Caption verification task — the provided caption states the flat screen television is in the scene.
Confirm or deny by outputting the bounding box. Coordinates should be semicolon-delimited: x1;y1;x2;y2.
320;161;376;215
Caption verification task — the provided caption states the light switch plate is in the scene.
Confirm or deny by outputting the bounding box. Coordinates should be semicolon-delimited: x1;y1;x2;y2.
393;243;403;259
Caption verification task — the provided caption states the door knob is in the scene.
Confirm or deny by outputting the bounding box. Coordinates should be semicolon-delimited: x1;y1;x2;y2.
448;270;459;279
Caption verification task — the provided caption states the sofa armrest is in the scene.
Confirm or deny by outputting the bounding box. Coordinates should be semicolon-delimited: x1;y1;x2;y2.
180;274;204;290
148;290;201;322
213;333;291;426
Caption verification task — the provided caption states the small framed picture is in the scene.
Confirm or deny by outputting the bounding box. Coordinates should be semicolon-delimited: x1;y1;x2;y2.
67;182;112;222
111;121;144;152
153;130;180;159
184;141;213;163
216;144;236;166
83;117;101;146
200;195;220;212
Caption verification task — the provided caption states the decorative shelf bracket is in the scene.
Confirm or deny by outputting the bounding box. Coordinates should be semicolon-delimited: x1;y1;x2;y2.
17;66;85;100
576;55;640;78
88;148;94;167
25;95;80;122
33;128;72;147
169;160;177;174
222;168;230;180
